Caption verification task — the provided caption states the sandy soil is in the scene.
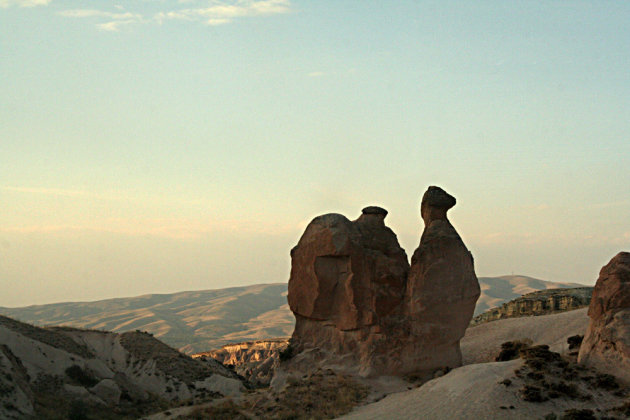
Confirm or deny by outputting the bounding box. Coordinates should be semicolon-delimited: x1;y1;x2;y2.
343;360;528;420
461;307;589;364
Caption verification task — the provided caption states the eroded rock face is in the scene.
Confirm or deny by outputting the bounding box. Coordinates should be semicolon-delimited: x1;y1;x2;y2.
194;339;289;386
286;187;480;376
287;206;410;375
402;187;481;372
578;252;630;383
470;287;593;326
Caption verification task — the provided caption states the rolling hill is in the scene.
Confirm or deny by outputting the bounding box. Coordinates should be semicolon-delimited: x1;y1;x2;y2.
0;276;584;354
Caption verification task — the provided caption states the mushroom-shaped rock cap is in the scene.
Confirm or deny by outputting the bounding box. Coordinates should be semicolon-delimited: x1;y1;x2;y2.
420;186;456;223
362;206;388;216
422;186;456;209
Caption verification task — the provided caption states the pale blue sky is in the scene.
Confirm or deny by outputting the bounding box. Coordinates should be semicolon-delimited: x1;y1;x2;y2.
1;0;629;306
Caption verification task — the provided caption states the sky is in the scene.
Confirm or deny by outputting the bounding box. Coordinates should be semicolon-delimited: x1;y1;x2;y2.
1;0;629;307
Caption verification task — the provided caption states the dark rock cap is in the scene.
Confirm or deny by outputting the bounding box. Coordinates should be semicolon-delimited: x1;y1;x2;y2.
422;186;456;209
362;206;388;216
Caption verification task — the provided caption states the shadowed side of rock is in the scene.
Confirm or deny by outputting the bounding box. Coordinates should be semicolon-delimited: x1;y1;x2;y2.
287;207;410;375
578;252;630;383
400;186;481;373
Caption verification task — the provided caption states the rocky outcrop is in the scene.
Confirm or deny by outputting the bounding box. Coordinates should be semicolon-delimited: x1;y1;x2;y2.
285;186;480;377
287;205;410;376
194;339;289;386
470;287;593;326
578;252;630;383
0;314;245;419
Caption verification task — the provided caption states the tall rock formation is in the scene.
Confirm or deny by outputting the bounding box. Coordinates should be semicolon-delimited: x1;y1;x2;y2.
287;206;410;376
401;186;481;371
578;252;630;383
286;186;480;377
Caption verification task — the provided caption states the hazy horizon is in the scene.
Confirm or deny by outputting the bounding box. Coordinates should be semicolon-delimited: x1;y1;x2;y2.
2;1;629;306
0;273;589;309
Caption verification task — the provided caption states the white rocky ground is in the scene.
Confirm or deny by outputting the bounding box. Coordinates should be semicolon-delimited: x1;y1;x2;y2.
341;358;626;420
0;315;244;419
342;307;628;420
461;307;590;364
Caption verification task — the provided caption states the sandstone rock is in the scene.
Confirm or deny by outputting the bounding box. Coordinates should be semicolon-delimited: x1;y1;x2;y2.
578;252;630;383
401;186;480;373
470;287;593;326
285;187;480;377
195;338;288;386
63;384;107;406
287;205;409;376
194;374;244;397
288;207;409;332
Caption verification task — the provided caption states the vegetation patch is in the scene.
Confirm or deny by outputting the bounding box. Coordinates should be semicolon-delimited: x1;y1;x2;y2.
0;316;93;358
567;335;584;351
512;344;593;402
247;369;369;419
560;408;596;420
65;365;98;388
497;340;630;420
180;368;369;420
119;331;233;385
495;340;532;362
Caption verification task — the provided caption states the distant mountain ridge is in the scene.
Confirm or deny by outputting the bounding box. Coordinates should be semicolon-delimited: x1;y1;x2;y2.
0;276;585;354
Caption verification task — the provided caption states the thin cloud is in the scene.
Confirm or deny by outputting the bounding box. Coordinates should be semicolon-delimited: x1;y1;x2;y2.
58;9;140;20
206;18;231;26
56;1;291;30
0;0;51;7
58;8;143;31
98;19;139;32
155;0;291;26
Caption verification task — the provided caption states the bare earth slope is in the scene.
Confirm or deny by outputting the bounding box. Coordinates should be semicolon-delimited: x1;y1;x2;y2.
0;315;244;419
461;307;589;364
0;277;584;354
0;284;293;354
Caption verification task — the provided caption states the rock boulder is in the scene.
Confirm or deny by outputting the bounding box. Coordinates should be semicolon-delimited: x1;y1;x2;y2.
578;252;630;383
